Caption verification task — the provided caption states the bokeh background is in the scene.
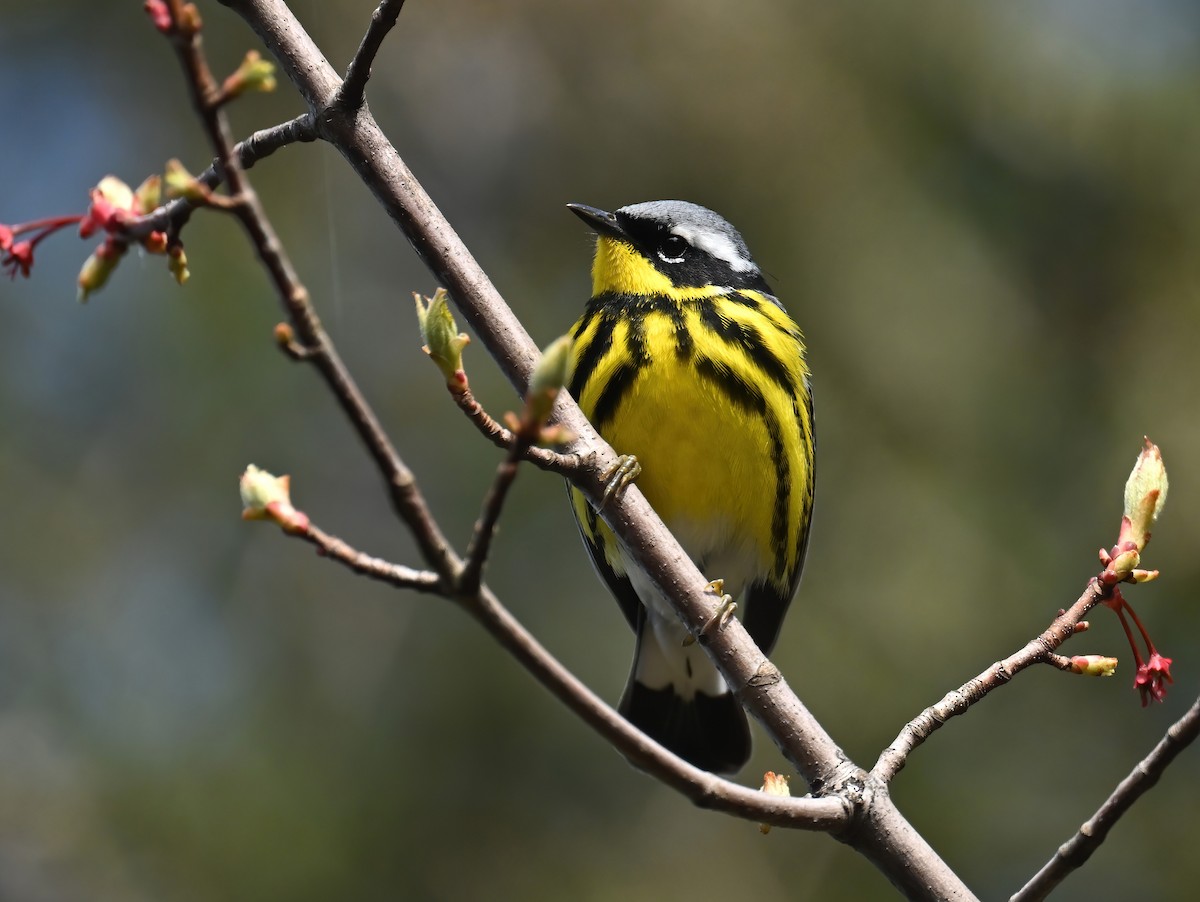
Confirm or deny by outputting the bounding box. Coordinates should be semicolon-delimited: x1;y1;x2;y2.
3;1;1200;899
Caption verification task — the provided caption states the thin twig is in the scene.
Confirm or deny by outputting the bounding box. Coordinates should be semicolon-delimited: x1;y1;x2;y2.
1010;693;1200;902
872;578;1109;783
276;332;316;360
291;523;849;829
460;583;850;830
277;517;848;828
124;114;316;243
458;431;532;596
448;384;580;474
336;0;407;110
1043;653;1074;671
162;0;459;583
301;523;441;591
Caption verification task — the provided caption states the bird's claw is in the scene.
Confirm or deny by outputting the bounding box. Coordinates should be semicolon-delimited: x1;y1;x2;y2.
707;595;738;632
684;584;737;645
600;454;641;508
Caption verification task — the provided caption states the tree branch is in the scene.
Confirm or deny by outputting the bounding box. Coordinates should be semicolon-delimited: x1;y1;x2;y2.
300;523;441;591
460;582;850;831
1010;692;1200;902
458;431;530;597
335;0;407;110
291;511;850;831
124;114;316;243
873;579;1107;783
445;382;582;475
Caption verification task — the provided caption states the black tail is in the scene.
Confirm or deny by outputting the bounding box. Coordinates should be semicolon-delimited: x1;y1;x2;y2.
619;679;752;774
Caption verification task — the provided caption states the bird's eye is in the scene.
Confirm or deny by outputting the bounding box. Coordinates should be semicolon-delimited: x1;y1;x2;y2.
657;235;689;264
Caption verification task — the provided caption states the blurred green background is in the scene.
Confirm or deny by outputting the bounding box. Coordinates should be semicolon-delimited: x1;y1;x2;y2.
3;1;1200;899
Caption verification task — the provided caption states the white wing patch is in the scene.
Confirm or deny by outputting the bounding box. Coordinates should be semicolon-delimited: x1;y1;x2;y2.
671;224;757;273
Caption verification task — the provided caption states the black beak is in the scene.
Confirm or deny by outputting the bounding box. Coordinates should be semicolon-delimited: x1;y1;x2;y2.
567;203;627;240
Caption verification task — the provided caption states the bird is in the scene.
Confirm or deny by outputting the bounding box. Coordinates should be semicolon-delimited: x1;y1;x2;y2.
565;200;815;773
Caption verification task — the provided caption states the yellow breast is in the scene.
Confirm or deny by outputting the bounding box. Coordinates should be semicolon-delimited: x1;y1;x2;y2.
570;289;812;589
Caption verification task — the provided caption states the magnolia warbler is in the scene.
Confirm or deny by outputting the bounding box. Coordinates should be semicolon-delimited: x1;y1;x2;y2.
566;201;815;773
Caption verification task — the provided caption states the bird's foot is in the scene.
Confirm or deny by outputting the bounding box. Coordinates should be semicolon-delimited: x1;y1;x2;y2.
600;454;641;508
683;580;737;645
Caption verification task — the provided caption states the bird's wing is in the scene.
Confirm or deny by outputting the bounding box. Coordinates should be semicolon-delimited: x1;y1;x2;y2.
742;385;815;655
568;485;642;632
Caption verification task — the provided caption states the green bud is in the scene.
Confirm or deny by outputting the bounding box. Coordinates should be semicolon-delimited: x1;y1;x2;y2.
1122;437;1168;552
94;175;134;213
1107;548;1140;581
240;464;289;515
76;240;127;303
525;334;574;425
134;174;162;214
77;251;118;302
164;159;207;203
1069;655;1119;677
223;50;278;99
239;464;309;533
168;245;189;285
415;289;469;387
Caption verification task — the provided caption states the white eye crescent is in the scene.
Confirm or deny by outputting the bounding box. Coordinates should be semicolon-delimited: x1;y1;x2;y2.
657;234;689;264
